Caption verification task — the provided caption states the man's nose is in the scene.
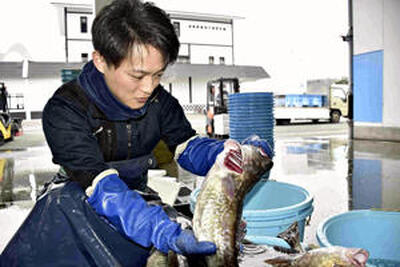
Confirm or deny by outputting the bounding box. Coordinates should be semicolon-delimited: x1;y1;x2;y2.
140;76;155;95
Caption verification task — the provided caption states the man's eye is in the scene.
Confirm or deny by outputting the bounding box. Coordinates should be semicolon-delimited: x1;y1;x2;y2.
130;75;143;80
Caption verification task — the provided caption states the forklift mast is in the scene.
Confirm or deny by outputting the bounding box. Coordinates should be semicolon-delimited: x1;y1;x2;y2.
205;78;240;137
206;78;240;114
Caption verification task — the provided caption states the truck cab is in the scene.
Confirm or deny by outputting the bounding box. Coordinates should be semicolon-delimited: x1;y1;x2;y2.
329;83;349;123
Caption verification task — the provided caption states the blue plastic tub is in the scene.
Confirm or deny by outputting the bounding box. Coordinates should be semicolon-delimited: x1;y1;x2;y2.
243;181;314;243
317;210;400;263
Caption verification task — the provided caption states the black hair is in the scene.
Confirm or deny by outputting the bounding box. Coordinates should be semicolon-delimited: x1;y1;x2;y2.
92;0;180;68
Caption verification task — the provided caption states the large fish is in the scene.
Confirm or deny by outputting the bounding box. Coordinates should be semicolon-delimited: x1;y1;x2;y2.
192;140;273;267
264;246;369;267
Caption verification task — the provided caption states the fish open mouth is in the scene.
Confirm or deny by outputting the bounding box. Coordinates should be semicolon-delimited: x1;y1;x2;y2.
257;147;269;158
350;248;369;267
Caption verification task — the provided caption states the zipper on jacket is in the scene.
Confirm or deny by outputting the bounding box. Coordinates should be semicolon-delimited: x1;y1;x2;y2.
126;123;132;159
106;128;113;160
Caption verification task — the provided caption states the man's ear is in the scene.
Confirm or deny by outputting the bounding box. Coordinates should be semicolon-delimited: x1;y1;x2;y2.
92;51;106;73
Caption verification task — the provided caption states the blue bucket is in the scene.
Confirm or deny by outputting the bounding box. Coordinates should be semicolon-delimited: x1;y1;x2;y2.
317;210;400;263
242;181;314;243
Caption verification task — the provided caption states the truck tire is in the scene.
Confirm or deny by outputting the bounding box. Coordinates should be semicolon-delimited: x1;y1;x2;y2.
276;119;290;125
330;110;341;123
0;131;4;146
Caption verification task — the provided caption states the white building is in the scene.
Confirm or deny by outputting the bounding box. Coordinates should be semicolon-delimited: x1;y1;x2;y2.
0;0;268;119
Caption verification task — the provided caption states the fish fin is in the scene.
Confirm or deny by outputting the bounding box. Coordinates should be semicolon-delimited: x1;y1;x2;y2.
276;221;303;253
222;174;236;200
273;246;299;254
264;256;292;266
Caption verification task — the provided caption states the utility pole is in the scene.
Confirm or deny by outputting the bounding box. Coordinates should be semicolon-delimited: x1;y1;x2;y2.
342;0;354;140
342;0;354;210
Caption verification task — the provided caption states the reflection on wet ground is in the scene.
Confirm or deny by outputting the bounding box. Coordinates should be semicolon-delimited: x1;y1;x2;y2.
267;134;351;245
1;122;399;258
0;146;59;206
271;135;400;245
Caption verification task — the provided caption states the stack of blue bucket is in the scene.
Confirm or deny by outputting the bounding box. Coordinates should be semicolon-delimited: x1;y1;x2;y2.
61;69;81;83
228;92;274;180
228;92;275;155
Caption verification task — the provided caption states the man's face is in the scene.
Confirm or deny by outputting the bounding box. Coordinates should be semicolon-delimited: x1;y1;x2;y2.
93;45;166;110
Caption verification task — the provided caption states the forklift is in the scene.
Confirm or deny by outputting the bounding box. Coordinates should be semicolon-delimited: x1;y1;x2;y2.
205;78;240;138
0;82;23;145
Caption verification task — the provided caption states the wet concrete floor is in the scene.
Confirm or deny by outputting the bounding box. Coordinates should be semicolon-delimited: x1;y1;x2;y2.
0;116;399;264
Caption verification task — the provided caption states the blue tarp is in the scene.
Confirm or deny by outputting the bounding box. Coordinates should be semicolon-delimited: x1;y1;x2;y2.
1;181;150;267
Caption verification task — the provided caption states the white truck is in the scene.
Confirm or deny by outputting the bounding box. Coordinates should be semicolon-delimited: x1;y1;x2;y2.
274;83;349;124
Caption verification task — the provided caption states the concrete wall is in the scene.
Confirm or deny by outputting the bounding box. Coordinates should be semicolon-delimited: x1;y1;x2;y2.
190;45;233;65
165;78;208;107
66;11;94;62
353;0;400;141
2;77;63;119
382;0;400;127
173;19;232;47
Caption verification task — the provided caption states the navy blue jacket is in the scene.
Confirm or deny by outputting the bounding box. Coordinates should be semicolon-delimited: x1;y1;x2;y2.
42;61;196;190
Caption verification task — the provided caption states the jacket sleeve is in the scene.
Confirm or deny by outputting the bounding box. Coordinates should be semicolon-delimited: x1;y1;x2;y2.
42;94;108;189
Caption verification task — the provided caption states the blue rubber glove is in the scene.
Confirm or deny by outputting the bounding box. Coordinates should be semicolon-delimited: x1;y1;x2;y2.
87;169;216;255
242;135;274;159
177;137;244;176
177;137;225;176
170;229;217;255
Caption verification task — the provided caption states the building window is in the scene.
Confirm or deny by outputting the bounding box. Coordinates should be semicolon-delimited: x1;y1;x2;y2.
219;57;225;65
209;56;214;64
80;16;88;33
173;21;180;37
177;56;190;64
81;53;89;62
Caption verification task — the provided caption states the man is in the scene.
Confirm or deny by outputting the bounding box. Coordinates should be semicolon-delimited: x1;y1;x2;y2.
1;0;273;265
0;82;8;112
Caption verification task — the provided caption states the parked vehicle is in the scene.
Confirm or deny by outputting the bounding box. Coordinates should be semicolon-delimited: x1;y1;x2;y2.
0;82;23;145
274;83;349;124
